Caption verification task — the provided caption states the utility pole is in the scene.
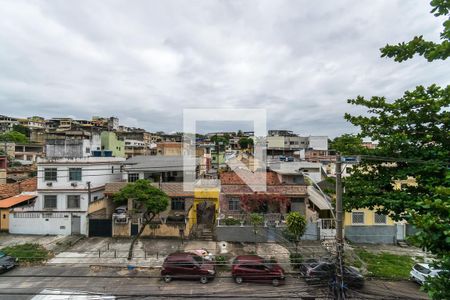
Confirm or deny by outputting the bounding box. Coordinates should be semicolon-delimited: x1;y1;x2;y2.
335;153;345;299
87;181;92;203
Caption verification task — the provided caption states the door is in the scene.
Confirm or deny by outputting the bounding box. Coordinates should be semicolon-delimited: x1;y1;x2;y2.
71;215;81;235
131;224;139;236
196;201;215;224
396;223;405;241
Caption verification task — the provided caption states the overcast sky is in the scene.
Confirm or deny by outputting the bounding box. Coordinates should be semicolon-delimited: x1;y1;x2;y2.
0;0;448;137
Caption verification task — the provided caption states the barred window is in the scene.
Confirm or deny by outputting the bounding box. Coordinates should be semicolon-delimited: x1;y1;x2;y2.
69;168;82;181
374;213;387;224
67;195;80;209
44;168;57;181
128;173;139;182
228;198;240;211
352;212;364;224
44;195;57;209
171;198;185;211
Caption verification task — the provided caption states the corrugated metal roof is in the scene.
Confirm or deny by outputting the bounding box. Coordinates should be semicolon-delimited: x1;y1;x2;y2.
123;155;197;171
307;186;331;210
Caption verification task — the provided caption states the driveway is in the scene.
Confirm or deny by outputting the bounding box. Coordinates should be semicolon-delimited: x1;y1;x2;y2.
0;233;82;253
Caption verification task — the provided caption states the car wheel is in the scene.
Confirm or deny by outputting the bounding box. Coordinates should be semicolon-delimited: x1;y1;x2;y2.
272;278;280;287
163;275;172;283
200;276;208;284
235;276;243;284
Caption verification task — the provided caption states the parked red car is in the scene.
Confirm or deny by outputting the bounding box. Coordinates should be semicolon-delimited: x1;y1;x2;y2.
161;252;216;284
231;255;285;286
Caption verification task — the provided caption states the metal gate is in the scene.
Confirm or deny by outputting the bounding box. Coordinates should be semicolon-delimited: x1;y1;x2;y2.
88;219;112;237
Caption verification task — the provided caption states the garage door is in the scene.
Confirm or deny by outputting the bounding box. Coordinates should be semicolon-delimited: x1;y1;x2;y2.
89;219;112;237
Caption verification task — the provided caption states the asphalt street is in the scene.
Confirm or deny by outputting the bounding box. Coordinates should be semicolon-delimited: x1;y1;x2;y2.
0;266;427;300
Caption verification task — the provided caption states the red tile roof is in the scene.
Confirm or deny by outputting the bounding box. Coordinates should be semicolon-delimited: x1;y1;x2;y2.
221;185;307;196
105;182;194;197
0;194;37;208
220;171;281;185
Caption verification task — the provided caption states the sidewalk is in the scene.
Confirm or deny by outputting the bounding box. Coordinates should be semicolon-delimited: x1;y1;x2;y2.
47;237;293;269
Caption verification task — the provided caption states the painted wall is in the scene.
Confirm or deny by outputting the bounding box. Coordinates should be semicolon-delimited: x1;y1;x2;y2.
192;187;220;224
345;225;396;244
9;213;86;235
37;157;124;190
101;132;125;158
344;208;394;226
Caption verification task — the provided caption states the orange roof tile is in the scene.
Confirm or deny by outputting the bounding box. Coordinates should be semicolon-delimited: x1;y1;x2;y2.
0;194;36;208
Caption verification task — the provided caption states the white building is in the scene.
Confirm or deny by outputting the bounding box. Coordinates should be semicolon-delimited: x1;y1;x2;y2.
46;135;101;159
308;136;328;151
9;156;124;236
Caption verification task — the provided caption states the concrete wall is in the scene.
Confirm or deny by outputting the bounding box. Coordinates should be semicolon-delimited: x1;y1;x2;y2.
9;212;86;235
215;222;319;242
101;132;125;158
344;225;396;244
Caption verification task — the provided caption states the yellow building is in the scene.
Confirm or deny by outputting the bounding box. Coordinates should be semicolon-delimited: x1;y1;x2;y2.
344;176;417;244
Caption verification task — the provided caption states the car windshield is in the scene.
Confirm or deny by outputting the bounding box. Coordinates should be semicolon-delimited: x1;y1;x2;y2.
414;264;431;274
0;251;5;258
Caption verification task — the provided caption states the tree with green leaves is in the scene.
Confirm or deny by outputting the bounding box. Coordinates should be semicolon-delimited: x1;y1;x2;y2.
249;213;263;252
329;134;366;155
12;124;30;137
344;3;449;297
113;179;170;260
0;131;28;144
238;137;254;150
285;212;307;253
380;1;450;62
210;135;229;151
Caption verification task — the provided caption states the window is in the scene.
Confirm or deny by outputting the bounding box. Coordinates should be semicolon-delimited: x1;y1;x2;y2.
374;213;387;224
44;168;57;181
228;198;240;211
67;195;80;209
128;173;139;182
43;195;57;209
85;147;90;154
352;212;364;224
69;168;82;181
171;198;185;211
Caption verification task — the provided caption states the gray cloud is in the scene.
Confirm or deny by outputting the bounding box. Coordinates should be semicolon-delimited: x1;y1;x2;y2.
0;0;448;137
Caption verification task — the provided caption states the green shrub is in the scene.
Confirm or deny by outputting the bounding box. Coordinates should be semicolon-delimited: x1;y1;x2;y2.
290;253;303;270
215;255;227;266
224;218;241;226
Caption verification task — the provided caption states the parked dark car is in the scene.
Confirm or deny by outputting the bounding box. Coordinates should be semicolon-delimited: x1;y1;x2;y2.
232;255;285;286
161;252;216;284
0;251;17;274
300;260;364;288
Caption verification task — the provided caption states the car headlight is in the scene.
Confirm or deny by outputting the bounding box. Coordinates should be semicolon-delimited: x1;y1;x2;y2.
207;269;215;275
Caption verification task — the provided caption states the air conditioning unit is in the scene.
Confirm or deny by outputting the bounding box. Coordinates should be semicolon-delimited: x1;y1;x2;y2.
71;182;77;187
46;182;53;187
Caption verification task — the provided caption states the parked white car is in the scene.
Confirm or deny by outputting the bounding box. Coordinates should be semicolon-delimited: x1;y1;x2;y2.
410;263;443;285
112;205;128;223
